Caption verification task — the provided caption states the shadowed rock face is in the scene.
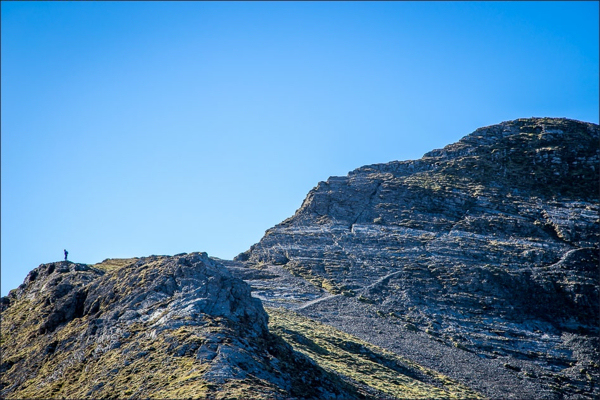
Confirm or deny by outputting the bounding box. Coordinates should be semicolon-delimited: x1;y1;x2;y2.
1;254;360;399
237;118;600;399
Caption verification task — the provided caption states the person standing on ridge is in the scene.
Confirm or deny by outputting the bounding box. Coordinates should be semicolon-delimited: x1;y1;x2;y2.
64;249;68;261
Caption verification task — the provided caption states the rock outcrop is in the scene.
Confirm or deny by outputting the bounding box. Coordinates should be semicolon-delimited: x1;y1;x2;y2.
236;117;600;399
1;254;360;399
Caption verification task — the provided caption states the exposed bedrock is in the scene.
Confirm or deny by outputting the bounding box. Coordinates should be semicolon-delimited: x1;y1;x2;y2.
237;118;600;399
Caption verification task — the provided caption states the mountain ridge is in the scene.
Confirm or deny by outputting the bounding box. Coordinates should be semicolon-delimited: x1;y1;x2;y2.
2;117;598;399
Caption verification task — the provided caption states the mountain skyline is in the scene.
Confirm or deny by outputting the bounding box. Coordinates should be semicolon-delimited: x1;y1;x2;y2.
2;1;599;296
3;117;598;399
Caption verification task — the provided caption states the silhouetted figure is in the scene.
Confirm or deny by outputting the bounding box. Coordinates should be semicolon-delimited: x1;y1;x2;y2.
64;249;68;261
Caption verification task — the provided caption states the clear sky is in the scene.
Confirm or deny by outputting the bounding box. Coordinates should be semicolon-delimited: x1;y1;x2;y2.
2;1;598;296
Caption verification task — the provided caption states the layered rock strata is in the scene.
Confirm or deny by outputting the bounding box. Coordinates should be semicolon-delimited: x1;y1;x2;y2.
237;117;600;399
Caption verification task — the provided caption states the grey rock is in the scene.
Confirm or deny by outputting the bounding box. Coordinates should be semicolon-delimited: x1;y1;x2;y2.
1;253;361;399
235;117;600;399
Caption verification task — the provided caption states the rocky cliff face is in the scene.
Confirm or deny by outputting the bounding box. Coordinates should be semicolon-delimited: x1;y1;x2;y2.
236;118;600;399
0;254;360;399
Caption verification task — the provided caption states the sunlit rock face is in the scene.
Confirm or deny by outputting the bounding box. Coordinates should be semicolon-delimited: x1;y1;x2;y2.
1;254;359;399
238;118;600;399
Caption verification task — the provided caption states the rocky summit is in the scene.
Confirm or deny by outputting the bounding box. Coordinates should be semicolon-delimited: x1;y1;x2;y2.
234;117;599;399
2;117;599;399
0;254;361;399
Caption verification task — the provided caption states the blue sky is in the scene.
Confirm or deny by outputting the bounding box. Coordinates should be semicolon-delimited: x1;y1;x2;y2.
2;1;598;295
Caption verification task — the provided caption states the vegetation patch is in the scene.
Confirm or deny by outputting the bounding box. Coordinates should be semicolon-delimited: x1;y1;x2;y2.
92;257;139;272
267;307;485;399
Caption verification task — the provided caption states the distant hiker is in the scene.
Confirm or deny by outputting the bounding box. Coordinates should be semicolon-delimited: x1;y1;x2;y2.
64;249;68;261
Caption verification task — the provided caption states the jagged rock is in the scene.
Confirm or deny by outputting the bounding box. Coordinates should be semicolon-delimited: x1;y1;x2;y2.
236;117;600;399
1;253;361;399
